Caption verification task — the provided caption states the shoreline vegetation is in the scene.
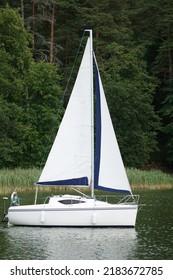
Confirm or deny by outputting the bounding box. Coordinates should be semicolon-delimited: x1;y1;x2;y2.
0;168;173;195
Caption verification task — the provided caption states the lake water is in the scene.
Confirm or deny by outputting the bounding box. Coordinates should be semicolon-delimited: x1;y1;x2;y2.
0;189;173;260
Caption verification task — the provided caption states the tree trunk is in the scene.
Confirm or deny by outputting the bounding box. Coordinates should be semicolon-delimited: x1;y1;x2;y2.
50;4;55;63
32;0;35;52
21;0;24;23
168;24;173;80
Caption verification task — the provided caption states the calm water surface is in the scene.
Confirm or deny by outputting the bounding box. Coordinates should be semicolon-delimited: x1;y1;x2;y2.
0;189;173;260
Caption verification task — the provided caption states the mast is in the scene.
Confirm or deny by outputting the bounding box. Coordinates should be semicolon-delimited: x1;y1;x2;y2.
85;29;94;197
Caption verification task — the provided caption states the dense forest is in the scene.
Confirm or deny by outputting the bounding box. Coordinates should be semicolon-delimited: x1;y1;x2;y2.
0;0;173;171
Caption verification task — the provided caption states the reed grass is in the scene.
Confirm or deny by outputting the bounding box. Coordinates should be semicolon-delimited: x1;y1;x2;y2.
127;168;173;189
0;167;173;195
0;168;41;194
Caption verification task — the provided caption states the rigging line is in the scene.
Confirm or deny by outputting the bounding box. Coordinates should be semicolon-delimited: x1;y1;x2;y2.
38;32;86;171
71;188;91;198
62;31;86;101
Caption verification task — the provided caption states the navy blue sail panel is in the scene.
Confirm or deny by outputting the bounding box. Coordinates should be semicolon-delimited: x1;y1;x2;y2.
95;184;131;194
37;177;89;186
93;56;131;194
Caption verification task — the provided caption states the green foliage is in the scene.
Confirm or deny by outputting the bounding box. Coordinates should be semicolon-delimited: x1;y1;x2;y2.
0;5;32;73
0;6;63;168
101;42;160;167
0;7;31;167
0;96;25;167
128;0;173;166
160;80;173;163
22;61;63;167
0;1;173;169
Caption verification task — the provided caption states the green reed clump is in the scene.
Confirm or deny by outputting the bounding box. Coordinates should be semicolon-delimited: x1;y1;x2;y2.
127;168;173;189
0;168;41;194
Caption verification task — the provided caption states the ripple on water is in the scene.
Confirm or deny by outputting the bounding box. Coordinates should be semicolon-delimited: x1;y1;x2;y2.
0;226;137;260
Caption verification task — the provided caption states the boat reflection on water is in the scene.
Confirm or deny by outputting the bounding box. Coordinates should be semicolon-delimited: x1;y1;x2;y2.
1;226;137;260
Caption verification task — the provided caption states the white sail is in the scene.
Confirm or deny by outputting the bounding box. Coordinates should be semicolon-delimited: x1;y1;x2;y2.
94;57;132;194
38;35;131;193
38;38;92;186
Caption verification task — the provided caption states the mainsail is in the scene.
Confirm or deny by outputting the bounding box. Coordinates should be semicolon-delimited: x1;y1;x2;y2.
37;38;92;186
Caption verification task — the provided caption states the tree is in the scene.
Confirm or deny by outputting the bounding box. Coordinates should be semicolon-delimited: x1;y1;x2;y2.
127;0;173;166
0;5;32;73
152;1;173;165
0;6;63;168
1;1;171;168
101;42;160;167
0;96;25;167
0;6;31;167
23;61;63;166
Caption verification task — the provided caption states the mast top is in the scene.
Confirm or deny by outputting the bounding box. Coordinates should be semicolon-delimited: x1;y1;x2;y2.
84;29;92;34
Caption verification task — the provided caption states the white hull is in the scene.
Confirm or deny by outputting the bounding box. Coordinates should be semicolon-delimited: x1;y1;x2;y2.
8;195;138;227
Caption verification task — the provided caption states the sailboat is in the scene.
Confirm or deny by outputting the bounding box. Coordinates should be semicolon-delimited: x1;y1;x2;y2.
8;30;139;227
